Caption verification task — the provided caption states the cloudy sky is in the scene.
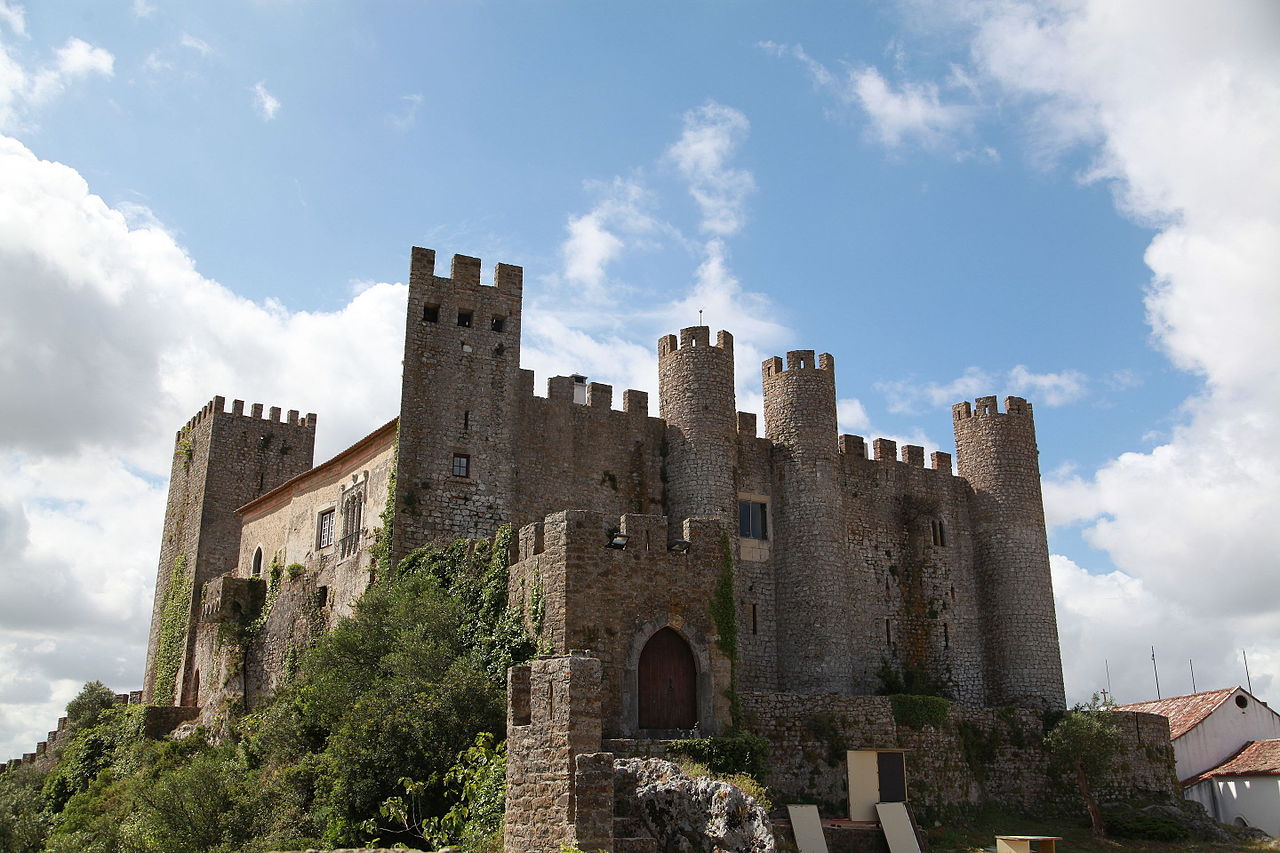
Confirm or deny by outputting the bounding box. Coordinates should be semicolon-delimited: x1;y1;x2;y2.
1;0;1277;756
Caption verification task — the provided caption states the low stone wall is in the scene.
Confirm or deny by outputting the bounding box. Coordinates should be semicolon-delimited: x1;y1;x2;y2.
742;692;1178;821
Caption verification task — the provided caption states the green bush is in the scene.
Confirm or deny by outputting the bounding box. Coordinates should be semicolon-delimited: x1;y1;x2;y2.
889;693;949;729
666;732;769;778
1103;809;1191;842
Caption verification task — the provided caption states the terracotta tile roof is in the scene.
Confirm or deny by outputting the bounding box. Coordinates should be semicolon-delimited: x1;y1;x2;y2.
1184;739;1280;786
1112;688;1236;740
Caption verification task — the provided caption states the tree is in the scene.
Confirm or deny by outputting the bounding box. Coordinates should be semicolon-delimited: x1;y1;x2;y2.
64;681;117;733
1044;695;1122;837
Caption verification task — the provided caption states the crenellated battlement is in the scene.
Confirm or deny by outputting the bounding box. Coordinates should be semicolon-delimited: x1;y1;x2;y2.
657;326;733;358
515;509;720;562
837;434;954;474
176;396;318;441
410;246;524;296
761;350;835;377
952;395;1033;421
516;369;653;417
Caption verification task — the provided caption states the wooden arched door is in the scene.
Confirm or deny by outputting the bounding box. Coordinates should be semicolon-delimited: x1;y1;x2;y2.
638;627;697;730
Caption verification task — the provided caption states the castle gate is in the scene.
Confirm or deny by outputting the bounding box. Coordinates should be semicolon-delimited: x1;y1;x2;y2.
638;627;697;729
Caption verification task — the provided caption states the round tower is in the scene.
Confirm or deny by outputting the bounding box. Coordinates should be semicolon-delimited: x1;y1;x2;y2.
953;395;1066;709
762;350;848;693
657;327;737;526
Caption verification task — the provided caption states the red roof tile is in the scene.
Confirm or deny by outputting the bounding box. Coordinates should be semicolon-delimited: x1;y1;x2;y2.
1112;688;1236;740
1184;739;1280;786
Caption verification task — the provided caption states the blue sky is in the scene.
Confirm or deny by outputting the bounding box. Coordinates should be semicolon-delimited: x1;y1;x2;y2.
1;0;1277;756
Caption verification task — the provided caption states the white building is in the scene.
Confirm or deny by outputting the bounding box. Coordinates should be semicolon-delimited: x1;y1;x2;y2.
1116;686;1280;834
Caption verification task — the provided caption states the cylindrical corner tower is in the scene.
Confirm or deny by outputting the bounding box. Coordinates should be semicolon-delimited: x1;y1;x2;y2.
953;395;1066;709
657;327;737;526
762;350;848;693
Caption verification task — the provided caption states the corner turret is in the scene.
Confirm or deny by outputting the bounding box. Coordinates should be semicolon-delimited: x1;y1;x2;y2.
657;327;737;525
762;350;848;693
953;396;1065;709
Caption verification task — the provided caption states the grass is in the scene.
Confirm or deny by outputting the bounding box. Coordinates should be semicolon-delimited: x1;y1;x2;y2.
926;806;1280;853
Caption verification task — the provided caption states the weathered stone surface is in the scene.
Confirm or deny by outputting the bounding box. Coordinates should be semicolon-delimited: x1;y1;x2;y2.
615;759;774;853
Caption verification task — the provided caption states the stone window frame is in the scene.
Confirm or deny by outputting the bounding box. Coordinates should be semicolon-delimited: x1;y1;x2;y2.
930;517;947;547
338;487;364;559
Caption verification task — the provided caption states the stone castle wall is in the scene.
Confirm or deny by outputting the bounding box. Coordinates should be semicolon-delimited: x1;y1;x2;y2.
742;692;1179;820
143;397;316;705
508;511;734;738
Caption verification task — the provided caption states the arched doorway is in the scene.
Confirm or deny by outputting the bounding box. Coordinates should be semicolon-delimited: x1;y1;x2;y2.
638;627;697;730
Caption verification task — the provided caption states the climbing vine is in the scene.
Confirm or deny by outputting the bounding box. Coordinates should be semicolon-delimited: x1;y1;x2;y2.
369;438;398;578
394;524;535;683
152;554;194;705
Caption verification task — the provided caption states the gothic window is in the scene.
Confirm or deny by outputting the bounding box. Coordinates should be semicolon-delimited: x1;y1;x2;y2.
339;490;363;558
452;454;470;478
317;508;335;549
738;501;768;540
930;517;947;547
251;547;263;578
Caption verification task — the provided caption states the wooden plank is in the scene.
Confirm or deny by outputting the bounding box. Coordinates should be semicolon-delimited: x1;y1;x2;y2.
786;805;829;853
875;802;921;853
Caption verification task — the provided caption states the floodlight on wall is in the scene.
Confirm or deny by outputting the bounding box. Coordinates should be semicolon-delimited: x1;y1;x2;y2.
606;532;630;550
668;539;691;554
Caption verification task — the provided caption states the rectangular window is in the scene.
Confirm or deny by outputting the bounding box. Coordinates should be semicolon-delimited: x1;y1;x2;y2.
422;303;440;323
491;315;506;332
452;454;470;478
317;509;335;548
457;310;473;328
738;500;768;540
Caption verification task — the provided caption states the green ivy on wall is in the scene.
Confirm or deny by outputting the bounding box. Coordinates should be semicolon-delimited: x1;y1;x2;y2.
152;554;194;705
710;534;743;728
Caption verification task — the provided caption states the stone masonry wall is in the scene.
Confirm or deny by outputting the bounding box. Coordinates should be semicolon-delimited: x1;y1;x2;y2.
508;510;734;738
742;692;1178;820
505;654;615;853
954;397;1066;709
144;397;315;705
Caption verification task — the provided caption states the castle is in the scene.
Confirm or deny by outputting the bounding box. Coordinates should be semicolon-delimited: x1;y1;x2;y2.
136;247;1095;847
142;246;1065;720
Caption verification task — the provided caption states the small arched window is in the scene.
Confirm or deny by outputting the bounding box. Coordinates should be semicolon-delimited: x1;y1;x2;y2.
930;518;947;547
251;547;263;578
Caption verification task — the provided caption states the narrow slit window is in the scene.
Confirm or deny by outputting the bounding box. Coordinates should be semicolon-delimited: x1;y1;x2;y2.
930;518;947;547
885;618;892;645
738;501;768;540
251;547;263;577
944;623;950;649
452;454;471;478
422;303;440;323
463;410;470;431
456;310;473;328
751;604;758;635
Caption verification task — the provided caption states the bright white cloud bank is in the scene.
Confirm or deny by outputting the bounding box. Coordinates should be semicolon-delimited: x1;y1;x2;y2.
953;0;1280;703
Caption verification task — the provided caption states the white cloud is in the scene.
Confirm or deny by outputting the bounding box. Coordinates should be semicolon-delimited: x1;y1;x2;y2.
878;363;1086;413
665;102;755;236
849;65;972;149
0;1;25;37
948;0;1280;703
760;41;975;151
252;80;280;120
0;133;407;755
178;32;213;56
389;92;422;130
131;0;156;18
0;36;113;130
558;177;660;298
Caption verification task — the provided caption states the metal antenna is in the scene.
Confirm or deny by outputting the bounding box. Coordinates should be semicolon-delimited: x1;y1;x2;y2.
1244;649;1253;693
1190;659;1196;693
1106;658;1113;699
1151;646;1161;699
698;308;704;326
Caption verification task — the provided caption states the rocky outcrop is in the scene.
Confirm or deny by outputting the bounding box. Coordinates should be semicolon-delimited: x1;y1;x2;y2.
615;758;775;853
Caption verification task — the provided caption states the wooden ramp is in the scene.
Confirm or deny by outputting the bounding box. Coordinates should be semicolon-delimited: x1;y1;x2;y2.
785;805;829;853
875;802;922;853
